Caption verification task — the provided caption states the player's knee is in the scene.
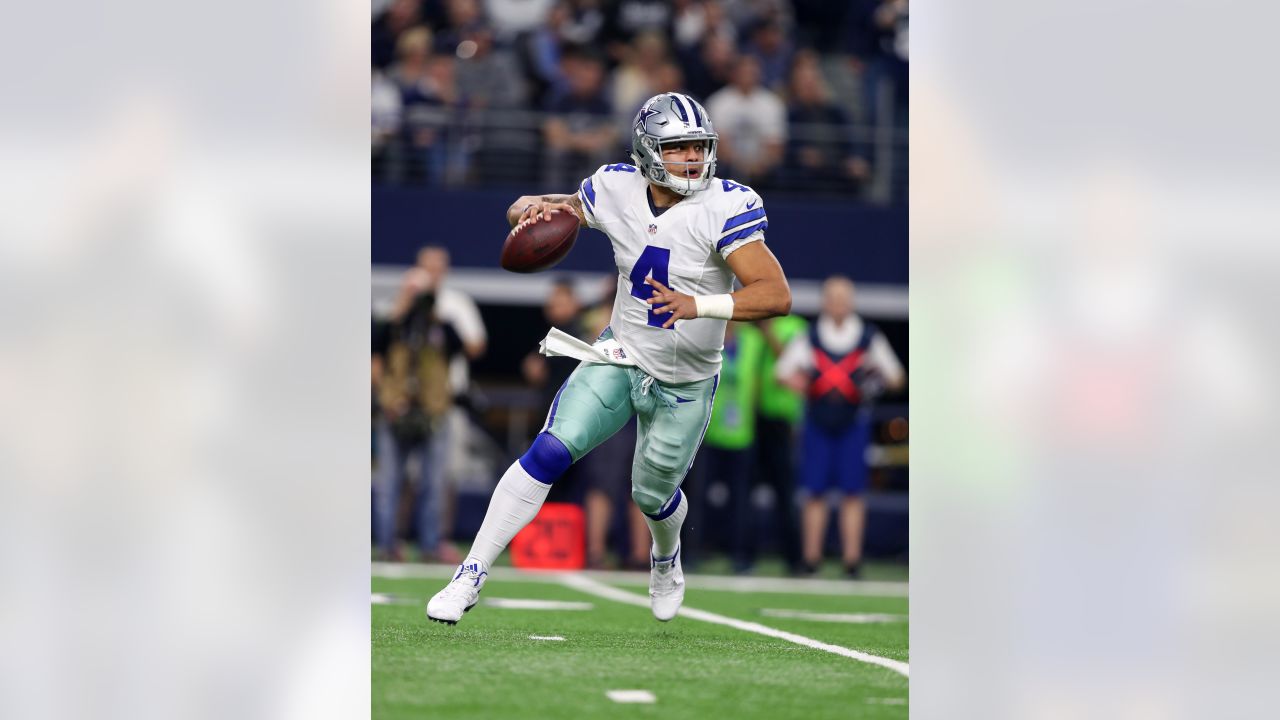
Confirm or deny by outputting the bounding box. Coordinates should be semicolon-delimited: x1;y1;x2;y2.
631;486;666;516
638;449;682;479
519;432;573;484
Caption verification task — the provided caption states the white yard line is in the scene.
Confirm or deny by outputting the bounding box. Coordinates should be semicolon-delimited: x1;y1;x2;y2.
484;598;593;611
558;574;910;679
605;690;656;704
528;635;566;641
760;609;905;623
371;562;907;598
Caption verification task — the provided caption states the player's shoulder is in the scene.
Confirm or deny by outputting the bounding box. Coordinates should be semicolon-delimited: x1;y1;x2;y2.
586;162;644;189
703;176;765;212
580;162;643;208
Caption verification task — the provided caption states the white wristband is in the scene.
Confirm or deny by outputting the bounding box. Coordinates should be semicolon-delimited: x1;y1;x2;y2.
694;293;735;320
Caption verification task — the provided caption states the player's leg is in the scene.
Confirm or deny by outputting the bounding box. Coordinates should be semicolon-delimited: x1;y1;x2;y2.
836;416;873;577
630;373;718;621
427;362;634;623
800;420;835;573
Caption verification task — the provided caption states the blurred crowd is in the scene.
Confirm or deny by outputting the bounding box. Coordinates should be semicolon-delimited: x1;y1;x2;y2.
372;248;907;576
371;0;908;199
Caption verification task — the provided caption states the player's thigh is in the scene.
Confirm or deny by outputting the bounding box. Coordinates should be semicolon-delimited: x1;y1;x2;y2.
630;376;717;513
543;362;636;461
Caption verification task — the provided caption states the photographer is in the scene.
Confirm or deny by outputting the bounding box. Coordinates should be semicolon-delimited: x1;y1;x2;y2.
372;267;464;561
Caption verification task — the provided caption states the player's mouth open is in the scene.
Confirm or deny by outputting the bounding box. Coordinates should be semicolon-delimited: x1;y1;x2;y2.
683;168;702;178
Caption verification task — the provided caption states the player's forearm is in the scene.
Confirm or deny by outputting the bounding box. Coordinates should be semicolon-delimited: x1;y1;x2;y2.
730;278;792;320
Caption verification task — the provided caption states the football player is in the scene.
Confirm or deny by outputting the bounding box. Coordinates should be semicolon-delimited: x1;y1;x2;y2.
428;93;791;624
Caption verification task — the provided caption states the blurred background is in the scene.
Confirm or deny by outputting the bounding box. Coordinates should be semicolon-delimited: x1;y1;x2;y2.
370;0;909;577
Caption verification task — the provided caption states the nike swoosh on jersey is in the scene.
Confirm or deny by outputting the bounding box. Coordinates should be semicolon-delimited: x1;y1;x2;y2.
675;396;695;403
746;199;757;208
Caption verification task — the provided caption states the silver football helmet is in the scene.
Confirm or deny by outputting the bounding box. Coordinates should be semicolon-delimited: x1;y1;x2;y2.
630;93;718;196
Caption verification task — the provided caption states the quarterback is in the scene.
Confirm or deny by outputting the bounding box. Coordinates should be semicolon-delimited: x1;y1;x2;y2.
428;93;792;624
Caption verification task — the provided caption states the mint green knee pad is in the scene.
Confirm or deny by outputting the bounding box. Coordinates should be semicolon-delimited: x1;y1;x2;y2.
542;361;718;513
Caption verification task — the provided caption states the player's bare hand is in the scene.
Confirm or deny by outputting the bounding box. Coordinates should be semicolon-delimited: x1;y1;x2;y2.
520;200;577;225
645;277;698;329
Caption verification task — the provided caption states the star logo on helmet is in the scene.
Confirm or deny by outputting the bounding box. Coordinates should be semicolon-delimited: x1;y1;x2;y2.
639;106;663;126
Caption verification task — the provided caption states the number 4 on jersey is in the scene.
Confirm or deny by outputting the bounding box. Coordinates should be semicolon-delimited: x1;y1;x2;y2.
629;245;673;329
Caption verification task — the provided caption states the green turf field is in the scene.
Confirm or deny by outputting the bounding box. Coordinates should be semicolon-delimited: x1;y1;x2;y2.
372;562;909;719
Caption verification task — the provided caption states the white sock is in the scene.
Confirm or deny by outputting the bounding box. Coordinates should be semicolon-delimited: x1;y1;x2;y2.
644;490;688;560
462;460;551;571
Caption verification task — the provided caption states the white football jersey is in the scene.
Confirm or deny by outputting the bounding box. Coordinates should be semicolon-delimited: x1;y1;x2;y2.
577;163;768;383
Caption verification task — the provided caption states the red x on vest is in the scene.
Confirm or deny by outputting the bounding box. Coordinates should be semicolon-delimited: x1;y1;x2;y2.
810;348;865;403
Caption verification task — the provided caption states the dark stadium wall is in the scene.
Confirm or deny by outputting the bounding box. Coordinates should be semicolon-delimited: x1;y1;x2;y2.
372;186;908;285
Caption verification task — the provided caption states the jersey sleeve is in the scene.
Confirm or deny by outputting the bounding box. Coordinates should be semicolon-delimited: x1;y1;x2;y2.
577;169;603;230
715;188;768;259
577;163;638;230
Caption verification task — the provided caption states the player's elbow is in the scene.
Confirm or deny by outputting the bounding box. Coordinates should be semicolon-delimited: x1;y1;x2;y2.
772;281;792;317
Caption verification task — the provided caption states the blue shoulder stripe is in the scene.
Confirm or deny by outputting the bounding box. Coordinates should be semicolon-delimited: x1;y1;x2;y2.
721;207;766;233
716;220;768;251
580;177;597;210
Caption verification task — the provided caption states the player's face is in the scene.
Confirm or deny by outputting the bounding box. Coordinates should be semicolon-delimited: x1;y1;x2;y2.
660;141;709;180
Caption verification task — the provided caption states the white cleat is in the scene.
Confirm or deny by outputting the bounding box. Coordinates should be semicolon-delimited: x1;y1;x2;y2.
649;546;685;622
427;563;488;625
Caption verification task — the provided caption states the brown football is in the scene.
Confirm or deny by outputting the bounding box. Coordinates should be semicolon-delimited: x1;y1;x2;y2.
500;210;581;273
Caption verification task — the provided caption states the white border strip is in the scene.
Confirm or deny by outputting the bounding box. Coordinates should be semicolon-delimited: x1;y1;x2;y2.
558;574;909;678
371;562;908;598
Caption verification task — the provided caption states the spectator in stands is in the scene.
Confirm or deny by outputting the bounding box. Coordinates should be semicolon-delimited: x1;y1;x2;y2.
602;0;673;64
777;276;905;577
560;0;606;46
692;321;767;573
850;0;908;123
743;19;794;92
373;0;426;70
373;267;463;562
705;55;786;188
672;0;736;54
455;24;527;110
610;31;673;121
652;61;685;95
753;314;808;574
541;45;616;188
483;0;557;44
783;50;871;195
681;31;739;102
391;28;469;185
524;1;573;100
372;69;404;180
433;0;485;55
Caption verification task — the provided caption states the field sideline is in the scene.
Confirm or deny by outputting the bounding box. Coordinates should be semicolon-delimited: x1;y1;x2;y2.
373;563;909;719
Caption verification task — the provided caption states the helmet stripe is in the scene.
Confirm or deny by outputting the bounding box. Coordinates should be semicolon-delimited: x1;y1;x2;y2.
685;95;704;129
667;93;689;124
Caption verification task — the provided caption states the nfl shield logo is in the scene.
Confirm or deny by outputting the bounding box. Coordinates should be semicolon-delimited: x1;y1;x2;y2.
648;223;658;235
